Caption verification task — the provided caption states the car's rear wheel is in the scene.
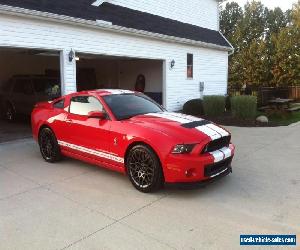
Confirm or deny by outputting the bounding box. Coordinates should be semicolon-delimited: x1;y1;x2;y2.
126;144;163;193
4;103;15;121
38;127;61;163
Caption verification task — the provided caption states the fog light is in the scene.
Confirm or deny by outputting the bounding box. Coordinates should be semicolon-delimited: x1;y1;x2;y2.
185;168;196;177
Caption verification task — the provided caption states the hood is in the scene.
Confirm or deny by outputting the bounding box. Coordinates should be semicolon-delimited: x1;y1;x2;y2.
127;112;229;143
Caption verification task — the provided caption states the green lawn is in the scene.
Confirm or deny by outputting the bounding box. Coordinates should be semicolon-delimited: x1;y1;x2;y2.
267;111;300;126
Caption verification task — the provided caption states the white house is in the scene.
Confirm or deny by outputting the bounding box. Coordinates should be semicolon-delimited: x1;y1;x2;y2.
0;0;232;111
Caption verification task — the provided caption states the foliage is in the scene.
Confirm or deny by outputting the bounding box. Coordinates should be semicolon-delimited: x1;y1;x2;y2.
203;96;226;117
267;111;300;126
182;99;204;116
231;96;257;119
221;1;300;88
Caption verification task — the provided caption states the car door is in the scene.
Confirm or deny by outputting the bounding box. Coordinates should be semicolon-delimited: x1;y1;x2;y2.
64;95;112;164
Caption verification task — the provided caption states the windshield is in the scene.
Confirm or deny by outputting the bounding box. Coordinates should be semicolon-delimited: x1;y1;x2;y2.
103;94;164;120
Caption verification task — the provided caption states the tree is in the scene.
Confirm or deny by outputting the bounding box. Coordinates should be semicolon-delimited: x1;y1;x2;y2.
234;1;267;50
272;1;300;85
220;1;298;88
220;2;243;41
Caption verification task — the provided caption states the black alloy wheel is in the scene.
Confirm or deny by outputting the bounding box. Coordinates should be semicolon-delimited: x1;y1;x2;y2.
38;127;61;163
127;144;163;193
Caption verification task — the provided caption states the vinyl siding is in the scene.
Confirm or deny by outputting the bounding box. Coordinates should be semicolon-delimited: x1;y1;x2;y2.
0;14;228;111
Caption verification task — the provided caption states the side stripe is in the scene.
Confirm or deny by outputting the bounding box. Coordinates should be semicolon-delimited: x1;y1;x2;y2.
58;140;124;163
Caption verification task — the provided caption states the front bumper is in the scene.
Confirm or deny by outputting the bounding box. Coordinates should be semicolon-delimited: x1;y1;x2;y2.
163;143;235;183
166;165;232;188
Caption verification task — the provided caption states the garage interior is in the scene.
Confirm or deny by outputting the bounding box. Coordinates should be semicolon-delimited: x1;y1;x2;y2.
0;47;60;142
76;53;163;105
0;48;164;143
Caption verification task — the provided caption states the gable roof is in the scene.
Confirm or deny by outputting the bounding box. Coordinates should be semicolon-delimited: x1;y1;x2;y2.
0;0;232;50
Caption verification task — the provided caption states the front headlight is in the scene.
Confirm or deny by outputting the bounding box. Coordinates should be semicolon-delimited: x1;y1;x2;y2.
172;144;195;154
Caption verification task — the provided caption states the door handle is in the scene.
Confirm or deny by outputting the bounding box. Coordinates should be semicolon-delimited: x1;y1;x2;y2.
65;119;72;123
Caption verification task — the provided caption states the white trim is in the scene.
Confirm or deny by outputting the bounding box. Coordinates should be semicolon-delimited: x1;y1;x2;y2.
219;31;234;52
210;167;228;178
58;140;124;163
0;4;232;52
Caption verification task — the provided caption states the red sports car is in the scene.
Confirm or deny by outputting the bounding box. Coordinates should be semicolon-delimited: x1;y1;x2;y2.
31;89;235;192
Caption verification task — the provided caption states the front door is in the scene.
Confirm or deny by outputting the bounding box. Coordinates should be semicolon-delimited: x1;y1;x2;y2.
65;95;112;164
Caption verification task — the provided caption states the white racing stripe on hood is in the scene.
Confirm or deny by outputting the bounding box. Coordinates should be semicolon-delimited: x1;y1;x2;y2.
206;123;229;137
145;112;221;140
145;112;193;124
196;126;221;140
166;112;203;122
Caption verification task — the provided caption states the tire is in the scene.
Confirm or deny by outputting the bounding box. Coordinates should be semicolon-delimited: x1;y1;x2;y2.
126;144;164;193
38;127;61;163
4;103;15;122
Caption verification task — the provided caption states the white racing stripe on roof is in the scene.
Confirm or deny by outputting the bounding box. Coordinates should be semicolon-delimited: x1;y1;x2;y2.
101;89;134;95
58;140;124;163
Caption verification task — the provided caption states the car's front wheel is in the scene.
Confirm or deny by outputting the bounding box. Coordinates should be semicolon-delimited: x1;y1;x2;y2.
38;127;61;163
126;144;163;193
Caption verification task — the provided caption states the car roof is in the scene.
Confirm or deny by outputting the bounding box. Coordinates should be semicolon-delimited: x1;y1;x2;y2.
73;89;137;97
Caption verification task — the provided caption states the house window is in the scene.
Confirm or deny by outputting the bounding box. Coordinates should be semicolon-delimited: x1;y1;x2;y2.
187;53;193;79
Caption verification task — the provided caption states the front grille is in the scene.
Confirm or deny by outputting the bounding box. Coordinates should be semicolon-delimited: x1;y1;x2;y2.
201;135;231;154
204;157;233;177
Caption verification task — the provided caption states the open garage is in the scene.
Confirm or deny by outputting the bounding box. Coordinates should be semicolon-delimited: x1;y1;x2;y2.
76;53;164;104
0;48;164;142
0;47;60;142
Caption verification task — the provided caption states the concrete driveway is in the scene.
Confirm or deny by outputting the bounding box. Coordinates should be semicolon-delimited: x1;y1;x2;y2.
0;124;299;250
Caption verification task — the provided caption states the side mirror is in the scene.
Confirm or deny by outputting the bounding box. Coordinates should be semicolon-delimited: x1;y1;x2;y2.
88;111;106;120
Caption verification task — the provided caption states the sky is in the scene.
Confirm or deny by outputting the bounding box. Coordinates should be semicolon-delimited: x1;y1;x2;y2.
223;0;297;11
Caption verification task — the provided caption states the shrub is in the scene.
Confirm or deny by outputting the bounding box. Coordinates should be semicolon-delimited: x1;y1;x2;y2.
203;95;226;117
231;96;257;119
183;99;204;116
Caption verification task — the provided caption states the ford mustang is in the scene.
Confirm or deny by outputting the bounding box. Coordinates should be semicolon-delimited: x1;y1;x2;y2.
31;89;235;192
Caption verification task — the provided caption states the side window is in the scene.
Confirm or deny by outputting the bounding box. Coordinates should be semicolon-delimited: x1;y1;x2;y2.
69;96;103;116
53;99;65;109
187;53;193;79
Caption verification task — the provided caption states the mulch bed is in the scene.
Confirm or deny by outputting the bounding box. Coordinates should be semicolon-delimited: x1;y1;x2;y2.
200;113;278;127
